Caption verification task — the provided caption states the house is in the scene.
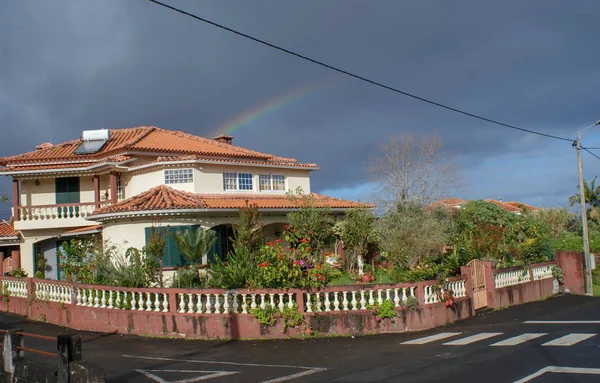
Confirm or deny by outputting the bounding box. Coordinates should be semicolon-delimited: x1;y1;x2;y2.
0;126;365;280
426;198;538;214
0;220;21;275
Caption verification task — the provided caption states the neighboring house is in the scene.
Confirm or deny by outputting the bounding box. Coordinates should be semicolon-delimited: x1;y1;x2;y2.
0;220;21;275
427;198;538;214
0;126;365;280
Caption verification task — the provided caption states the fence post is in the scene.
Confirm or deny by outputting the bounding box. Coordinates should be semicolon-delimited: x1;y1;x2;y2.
168;291;178;314
295;290;305;313
57;333;82;383
483;261;497;309
460;265;474;314
3;328;24;375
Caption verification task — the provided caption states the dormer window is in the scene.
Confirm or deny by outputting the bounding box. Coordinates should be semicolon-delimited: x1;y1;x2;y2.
259;174;286;191
223;172;253;191
165;169;193;184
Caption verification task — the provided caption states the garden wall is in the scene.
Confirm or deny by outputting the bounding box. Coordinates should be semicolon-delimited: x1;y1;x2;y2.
0;257;580;340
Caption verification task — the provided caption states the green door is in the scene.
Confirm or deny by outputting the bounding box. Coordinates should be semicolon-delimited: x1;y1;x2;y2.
55;177;80;217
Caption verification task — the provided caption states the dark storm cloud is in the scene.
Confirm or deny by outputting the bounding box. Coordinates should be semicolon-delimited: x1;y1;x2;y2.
1;0;600;213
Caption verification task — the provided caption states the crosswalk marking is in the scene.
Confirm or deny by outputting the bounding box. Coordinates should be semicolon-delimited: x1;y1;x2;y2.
400;332;461;345
490;333;547;346
442;333;503;346
542;333;596;346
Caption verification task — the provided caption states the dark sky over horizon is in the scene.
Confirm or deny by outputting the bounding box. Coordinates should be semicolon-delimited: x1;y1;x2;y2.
1;0;600;219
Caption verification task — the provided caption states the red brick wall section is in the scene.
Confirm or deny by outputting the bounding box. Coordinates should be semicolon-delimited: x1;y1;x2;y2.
0;295;472;339
555;251;586;295
493;278;555;309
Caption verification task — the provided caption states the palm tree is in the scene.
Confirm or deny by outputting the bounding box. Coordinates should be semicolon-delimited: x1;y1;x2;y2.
173;227;217;266
569;176;600;210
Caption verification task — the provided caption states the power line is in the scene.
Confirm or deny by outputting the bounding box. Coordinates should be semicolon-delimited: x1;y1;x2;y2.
147;0;573;143
583;148;600;161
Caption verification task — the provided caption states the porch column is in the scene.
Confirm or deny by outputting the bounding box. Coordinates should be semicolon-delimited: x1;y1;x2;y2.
12;179;20;221
93;175;101;209
109;171;117;204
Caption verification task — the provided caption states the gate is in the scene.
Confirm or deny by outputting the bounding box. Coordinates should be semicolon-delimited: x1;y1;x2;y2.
467;259;487;310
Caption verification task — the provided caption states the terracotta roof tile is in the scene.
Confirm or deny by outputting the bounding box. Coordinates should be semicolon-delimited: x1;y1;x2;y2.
91;185;369;218
0;126;317;171
504;201;538;211
62;225;102;235
425;198;467;211
0;221;20;239
485;199;521;213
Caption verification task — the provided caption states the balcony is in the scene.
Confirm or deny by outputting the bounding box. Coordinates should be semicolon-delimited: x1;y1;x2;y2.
13;202;110;230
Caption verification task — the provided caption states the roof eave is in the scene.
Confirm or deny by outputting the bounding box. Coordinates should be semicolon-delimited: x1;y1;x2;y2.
87;207;353;222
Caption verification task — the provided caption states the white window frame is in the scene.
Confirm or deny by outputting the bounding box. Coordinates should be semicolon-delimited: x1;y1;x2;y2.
115;172;125;200
164;168;194;184
223;172;254;191
259;174;286;192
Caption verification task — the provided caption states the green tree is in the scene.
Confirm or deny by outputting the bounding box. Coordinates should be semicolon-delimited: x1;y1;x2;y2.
286;187;335;263
144;227;167;288
569;176;600;210
173;227;217;266
232;204;264;256
334;207;378;274
378;202;453;269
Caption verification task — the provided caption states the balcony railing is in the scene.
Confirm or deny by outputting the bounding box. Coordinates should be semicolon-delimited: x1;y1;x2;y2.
17;202;110;222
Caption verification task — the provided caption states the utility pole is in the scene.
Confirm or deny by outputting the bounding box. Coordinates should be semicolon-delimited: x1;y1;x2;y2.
575;137;593;296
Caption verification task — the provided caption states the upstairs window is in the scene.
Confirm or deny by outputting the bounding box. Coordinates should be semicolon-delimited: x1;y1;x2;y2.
165;168;193;184
115;172;125;200
259;174;286;191
223;172;254;191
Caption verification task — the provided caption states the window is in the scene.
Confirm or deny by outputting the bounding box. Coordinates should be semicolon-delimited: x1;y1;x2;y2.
115;172;124;200
165;168;193;184
259;174;286;191
223;172;254;191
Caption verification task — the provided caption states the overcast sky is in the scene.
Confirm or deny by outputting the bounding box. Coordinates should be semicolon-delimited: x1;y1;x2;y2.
1;0;600;219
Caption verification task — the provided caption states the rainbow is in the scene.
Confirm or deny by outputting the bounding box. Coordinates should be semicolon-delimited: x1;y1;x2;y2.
213;79;336;136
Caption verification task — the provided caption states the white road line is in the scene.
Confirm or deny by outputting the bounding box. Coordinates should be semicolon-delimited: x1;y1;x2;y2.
442;333;503;346
135;369;239;383
514;366;600;383
490;333;547;346
542;333;596;346
525;320;600;324
400;332;462;345
124;355;327;383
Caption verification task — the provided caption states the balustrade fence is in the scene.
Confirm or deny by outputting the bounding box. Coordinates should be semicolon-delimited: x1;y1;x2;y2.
494;263;555;289
0;277;468;315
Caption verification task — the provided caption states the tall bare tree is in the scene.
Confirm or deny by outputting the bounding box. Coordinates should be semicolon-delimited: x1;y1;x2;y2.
369;132;462;209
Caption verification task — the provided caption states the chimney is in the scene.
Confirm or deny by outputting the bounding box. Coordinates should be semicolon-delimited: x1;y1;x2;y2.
213;134;233;145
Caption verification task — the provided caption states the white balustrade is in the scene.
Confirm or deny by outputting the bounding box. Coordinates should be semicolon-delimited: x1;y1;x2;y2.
494;269;531;288
444;279;467;298
34;282;72;304
532;265;554;280
174;291;298;314
72;287;169;312
18;203;97;222
304;286;417;312
1;280;28;298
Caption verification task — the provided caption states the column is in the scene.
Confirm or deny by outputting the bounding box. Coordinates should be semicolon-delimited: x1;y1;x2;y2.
93;175;100;209
109;172;117;204
12;179;20;221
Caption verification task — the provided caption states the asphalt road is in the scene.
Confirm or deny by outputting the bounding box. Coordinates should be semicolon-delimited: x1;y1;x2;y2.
1;294;600;383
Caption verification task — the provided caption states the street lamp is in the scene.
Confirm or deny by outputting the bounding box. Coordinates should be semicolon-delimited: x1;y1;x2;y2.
574;120;600;296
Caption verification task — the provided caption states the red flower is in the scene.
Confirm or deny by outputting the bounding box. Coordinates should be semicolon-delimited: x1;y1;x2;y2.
275;239;282;243
292;261;301;266
306;247;312;252
277;253;286;260
299;238;309;243
316;264;322;270
258;262;270;267
266;241;274;247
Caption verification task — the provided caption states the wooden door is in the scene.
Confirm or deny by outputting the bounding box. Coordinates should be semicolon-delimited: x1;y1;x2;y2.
468;259;488;310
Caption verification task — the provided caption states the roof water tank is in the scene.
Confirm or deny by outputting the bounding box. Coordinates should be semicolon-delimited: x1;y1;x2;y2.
82;129;109;142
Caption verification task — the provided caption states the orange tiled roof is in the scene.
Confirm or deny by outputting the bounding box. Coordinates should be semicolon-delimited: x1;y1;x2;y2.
62;225;102;236
425;198;467;211
485;199;522;213
0;126;318;171
90;185;369;218
503;201;538;212
0;221;20;239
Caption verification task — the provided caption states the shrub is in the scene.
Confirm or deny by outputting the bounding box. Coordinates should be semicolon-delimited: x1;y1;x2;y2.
209;244;256;289
249;304;277;327
171;267;206;289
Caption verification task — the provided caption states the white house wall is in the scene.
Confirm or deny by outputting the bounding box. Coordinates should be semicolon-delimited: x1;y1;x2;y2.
127;164;311;196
